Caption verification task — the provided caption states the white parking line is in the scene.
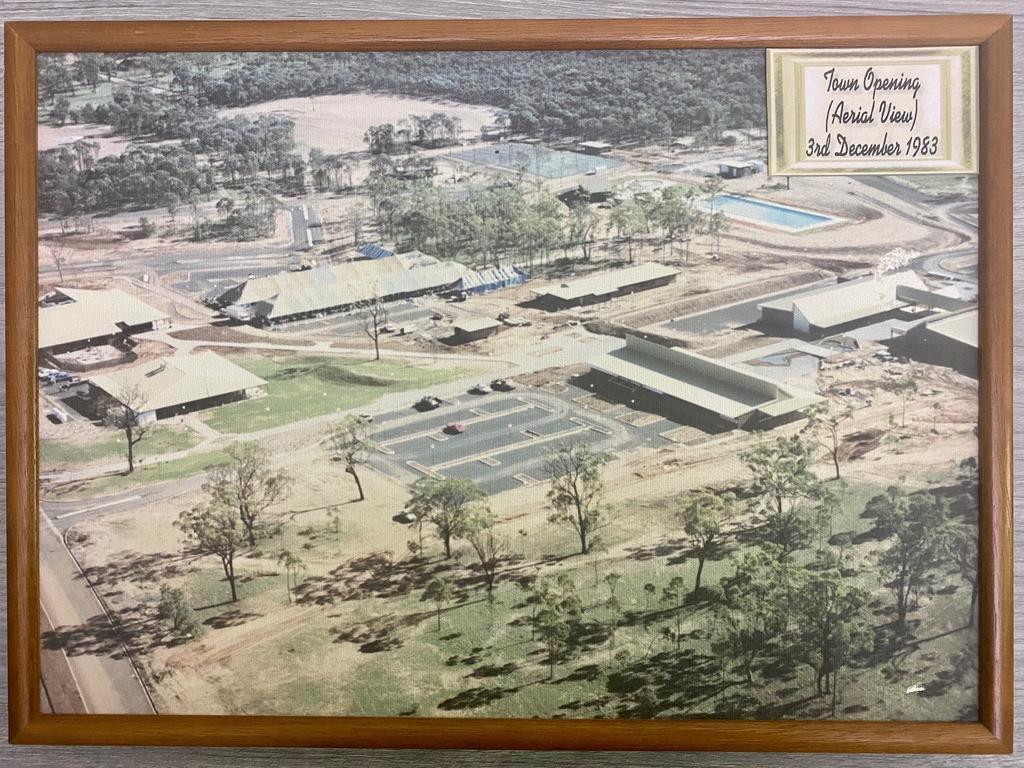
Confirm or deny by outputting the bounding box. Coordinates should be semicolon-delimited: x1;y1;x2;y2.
54;496;142;520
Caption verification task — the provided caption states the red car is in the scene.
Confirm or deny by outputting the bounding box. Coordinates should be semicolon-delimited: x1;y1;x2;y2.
443;422;466;435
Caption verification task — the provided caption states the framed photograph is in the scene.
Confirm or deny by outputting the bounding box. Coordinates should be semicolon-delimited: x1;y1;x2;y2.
5;15;1013;753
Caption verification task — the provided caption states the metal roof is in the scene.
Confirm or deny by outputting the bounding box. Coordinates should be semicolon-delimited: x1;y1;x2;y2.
592;335;821;420
356;243;394;260
453;316;502;333
39;287;169;350
221;255;469;320
532;263;679;302
89;351;266;414
922;309;978;348
760;271;927;329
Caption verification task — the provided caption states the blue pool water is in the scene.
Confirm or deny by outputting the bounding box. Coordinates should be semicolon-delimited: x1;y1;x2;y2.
702;194;835;232
451;142;622;179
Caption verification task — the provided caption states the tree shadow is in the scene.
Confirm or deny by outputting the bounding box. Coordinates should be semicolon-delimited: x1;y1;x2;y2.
203;607;263;629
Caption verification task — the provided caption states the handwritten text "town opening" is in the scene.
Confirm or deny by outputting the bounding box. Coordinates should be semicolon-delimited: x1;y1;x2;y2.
805;67;936;160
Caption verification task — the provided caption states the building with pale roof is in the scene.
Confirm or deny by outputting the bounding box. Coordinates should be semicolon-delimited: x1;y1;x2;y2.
449;316;502;344
890;308;978;378
39;287;169;354
531;263;679;310
217;254;469;324
88;351;267;424
590;334;821;431
758;271;929;337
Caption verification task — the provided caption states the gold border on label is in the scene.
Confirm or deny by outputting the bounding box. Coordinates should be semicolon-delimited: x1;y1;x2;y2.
766;47;979;176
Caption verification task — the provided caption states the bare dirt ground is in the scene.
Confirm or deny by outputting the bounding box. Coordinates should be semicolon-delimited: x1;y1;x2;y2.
37;122;130;158
218;92;499;155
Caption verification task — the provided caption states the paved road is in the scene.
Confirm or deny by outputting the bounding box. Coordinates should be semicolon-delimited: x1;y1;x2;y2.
38;514;155;714
663;276;837;335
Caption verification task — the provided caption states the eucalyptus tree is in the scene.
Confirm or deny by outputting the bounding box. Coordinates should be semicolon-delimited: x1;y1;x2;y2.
677;488;737;593
407;477;488;559
203;442;293;547
741;435;823;560
545;441;612;556
325;415;375;502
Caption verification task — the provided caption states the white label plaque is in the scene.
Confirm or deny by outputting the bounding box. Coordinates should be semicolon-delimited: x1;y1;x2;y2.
767;47;978;176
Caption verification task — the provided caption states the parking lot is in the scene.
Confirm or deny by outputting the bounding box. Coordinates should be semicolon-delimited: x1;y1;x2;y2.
367;386;681;494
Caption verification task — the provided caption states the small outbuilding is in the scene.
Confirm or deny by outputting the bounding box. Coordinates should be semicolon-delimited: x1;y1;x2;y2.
718;160;759;179
449;316;502;344
577;141;613;155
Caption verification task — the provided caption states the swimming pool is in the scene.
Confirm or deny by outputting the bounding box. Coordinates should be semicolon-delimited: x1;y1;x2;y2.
451;142;622;179
701;194;836;233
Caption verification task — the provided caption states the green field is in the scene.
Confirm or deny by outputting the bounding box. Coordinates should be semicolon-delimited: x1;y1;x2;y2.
57;449;232;500
41;425;202;469
201;353;468;433
175;478;977;721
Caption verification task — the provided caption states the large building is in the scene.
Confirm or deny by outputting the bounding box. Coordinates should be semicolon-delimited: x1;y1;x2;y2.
890;308;978;378
39;287;170;356
531;263;679;311
758;271;929;338
217;253;469;325
88;351;267;424
591;334;822;431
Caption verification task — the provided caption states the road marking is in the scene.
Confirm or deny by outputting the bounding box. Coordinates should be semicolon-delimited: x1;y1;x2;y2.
429;424;590;471
54;496;142;520
379;404;534;447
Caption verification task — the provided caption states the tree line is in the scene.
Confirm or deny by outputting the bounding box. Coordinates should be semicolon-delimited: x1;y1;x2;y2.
43;50;764;144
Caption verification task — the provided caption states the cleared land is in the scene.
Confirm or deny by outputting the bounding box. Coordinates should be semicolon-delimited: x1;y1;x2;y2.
218;93;499;154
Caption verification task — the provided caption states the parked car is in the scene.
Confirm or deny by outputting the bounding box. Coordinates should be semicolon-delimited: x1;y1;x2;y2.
415;395;443;411
394;510;418;525
357;413;374;423
430;311;445;321
490;378;516;391
48;408;70;424
444;422;466;435
380;323;396;333
469;382;491;395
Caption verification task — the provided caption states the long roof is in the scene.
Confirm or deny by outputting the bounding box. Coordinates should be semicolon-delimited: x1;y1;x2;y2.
453;315;501;333
39;287;169;350
532;263;679;302
89;351;266;414
760;271;927;330
592;335;820;420
922;308;978;348
220;255;469;320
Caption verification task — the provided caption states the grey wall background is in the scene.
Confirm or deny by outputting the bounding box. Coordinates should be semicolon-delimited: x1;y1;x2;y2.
0;1;1020;766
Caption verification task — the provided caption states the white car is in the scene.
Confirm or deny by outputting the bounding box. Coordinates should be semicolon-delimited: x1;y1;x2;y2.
469;383;491;395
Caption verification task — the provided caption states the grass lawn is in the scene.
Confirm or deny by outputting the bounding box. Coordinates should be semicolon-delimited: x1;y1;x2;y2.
57;449;232;500
41;425;202;468
38;81;116;120
201;353;468;433
181;473;974;720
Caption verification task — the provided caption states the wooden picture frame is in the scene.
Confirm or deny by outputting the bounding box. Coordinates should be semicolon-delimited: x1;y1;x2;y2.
5;15;1013;753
